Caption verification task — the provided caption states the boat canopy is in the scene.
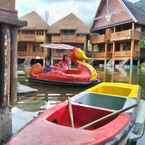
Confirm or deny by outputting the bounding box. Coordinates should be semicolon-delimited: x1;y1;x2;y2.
40;43;75;50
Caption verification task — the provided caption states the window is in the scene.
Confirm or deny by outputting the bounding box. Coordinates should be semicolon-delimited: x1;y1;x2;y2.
18;42;27;51
61;29;75;35
122;41;131;51
32;43;40;52
94;44;105;52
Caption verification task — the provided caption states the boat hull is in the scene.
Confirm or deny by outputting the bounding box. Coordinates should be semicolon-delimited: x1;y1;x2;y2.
7;83;140;145
29;77;99;86
7;103;134;145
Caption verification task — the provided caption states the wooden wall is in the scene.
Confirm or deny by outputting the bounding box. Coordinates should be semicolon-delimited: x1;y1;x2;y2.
0;0;15;10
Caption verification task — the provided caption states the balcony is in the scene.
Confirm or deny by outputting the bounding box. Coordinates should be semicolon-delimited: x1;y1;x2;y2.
18;50;44;58
91;34;105;44
51;35;61;43
132;30;142;40
114;50;131;59
111;30;132;41
61;35;76;43
18;51;27;57
95;51;112;60
111;30;143;41
76;35;86;44
51;34;86;44
18;34;46;42
35;35;46;42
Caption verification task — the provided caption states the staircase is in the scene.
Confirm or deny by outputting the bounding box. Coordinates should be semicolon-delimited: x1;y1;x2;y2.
116;59;129;69
106;59;113;67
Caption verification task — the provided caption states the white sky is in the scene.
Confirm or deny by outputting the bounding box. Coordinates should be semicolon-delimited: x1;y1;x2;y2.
16;0;140;25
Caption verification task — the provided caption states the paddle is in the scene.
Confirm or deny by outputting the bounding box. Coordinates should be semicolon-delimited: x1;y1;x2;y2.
68;97;74;128
80;103;138;129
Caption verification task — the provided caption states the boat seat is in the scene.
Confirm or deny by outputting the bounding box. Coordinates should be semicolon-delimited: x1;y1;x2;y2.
74;93;127;111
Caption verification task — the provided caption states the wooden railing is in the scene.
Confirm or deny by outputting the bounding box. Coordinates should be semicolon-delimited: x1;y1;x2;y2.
18;50;44;58
133;30;142;40
91;34;105;44
114;50;131;58
61;35;76;43
76;35;86;43
51;35;86;44
35;35;46;42
18;34;36;42
111;30;132;41
111;30;143;41
18;51;27;57
95;52;106;58
95;51;113;59
51;35;61;43
18;34;46;42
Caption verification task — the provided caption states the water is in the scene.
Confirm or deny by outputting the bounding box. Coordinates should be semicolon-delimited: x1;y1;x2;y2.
13;67;145;135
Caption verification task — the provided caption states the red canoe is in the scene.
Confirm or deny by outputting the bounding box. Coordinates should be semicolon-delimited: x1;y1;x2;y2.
7;83;140;145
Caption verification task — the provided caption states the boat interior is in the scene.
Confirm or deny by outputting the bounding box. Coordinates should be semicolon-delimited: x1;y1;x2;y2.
73;92;127;110
47;104;118;130
87;83;139;99
88;86;132;97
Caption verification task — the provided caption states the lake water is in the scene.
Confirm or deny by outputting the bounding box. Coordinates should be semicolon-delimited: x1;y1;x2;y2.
12;67;145;136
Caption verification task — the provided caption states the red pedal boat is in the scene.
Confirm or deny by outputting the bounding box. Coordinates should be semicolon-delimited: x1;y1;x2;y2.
7;83;141;145
29;47;99;86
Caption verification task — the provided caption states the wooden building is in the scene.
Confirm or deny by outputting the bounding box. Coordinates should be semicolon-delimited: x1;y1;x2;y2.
48;13;89;52
18;11;49;64
91;0;145;68
0;0;25;143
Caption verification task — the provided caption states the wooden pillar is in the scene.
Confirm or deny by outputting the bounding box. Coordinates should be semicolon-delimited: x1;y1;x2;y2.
130;23;135;69
0;24;12;143
83;35;89;53
92;44;95;58
0;25;11;107
104;43;107;69
10;27;17;105
0;26;5;106
137;59;140;68
112;27;116;70
112;41;115;70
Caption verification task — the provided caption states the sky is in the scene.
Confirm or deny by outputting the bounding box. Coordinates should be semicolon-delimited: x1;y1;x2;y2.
16;0;140;26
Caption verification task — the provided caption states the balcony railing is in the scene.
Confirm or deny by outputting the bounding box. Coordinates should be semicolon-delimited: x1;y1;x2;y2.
18;34;46;42
51;35;86;44
111;30;132;41
94;51;112;59
18;51;27;57
61;35;76;43
18;51;44;58
91;34;105;44
114;50;131;58
111;29;142;41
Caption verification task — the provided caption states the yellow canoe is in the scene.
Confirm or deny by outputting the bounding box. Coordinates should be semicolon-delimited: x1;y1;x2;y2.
73;82;140;111
87;82;140;99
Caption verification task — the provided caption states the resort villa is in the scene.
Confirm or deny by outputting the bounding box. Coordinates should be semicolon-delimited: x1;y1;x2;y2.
17;12;89;64
17;11;49;64
91;0;145;68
